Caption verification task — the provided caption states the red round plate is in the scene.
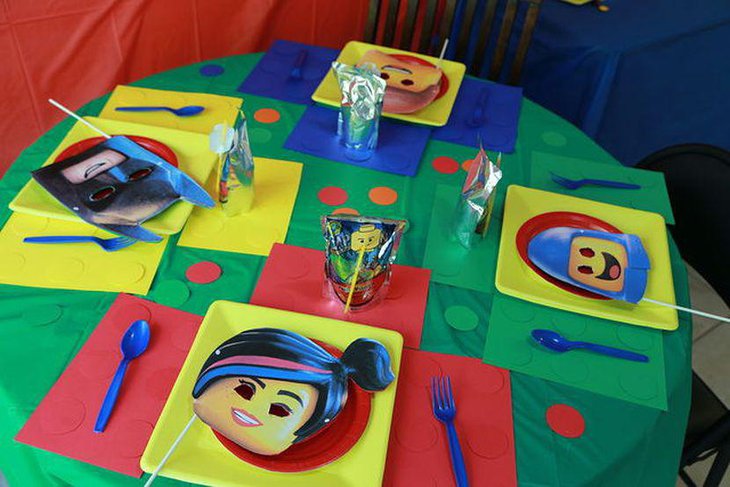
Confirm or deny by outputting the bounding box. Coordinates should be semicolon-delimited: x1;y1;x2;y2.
54;135;178;167
211;340;372;472
516;212;623;300
390;54;449;101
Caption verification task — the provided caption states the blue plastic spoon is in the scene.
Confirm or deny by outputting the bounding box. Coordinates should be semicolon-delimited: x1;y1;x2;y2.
114;105;204;117
531;329;649;363
94;320;151;433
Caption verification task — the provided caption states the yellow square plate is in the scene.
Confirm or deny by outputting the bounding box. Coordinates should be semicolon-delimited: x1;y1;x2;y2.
9;117;217;236
311;40;466;127
141;302;403;487
495;185;678;330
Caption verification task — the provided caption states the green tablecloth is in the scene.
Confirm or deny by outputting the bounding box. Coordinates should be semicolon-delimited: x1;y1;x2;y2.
0;53;691;486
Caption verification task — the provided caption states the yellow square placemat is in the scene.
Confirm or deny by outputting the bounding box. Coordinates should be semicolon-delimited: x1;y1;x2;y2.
312;40;466;127
100;85;242;134
141;301;403;487
178;158;302;256
495;185;678;330
0;212;166;294
9;117;217;236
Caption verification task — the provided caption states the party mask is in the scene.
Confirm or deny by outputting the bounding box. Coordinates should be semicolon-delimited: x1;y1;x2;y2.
32;136;214;242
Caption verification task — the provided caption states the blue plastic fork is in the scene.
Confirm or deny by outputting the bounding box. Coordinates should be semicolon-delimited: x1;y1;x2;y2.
289;49;308;80
23;235;136;252
550;172;641;190
431;376;469;487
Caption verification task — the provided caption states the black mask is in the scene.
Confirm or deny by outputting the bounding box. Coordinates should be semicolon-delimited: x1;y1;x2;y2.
32;136;214;242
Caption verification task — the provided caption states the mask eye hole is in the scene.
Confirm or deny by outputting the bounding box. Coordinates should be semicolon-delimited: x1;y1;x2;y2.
401;79;414;86
89;186;115;201
234;380;255;400
269;403;292;418
579;248;595;257
129;167;153;181
578;265;594;274
380;73;390;80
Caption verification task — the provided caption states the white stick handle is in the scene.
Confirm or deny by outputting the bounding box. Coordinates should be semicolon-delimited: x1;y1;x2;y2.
48;99;112;139
642;297;730;324
144;414;197;487
437;38;449;67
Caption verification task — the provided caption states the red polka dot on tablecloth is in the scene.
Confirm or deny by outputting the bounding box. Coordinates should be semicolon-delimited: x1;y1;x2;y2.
185;261;222;284
318;186;348;206
254;108;281;124
369;186;398;205
462;159;474;172
432;156;460;174
546;404;585;438
333;207;359;215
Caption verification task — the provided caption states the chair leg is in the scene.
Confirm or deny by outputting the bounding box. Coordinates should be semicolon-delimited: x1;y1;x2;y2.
683;413;730;467
704;438;730;487
679;468;698;487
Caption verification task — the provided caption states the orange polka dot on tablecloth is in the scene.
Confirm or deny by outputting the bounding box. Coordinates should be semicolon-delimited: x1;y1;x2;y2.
318;186;348;206
254;108;281;124
333;207;359;215
369;186;398;206
432;156;460;174
462;159;474;172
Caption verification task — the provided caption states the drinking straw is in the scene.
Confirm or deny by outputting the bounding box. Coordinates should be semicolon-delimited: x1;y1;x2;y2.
344;247;366;314
437;38;449;68
48;99;112;139
144;414;198;487
642;297;730;324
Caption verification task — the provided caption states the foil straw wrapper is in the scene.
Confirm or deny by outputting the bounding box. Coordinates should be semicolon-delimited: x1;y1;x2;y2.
331;62;386;160
322;214;406;311
452;147;503;248
223;109;255;216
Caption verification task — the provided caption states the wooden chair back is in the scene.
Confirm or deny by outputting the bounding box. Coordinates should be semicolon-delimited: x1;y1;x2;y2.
364;0;543;85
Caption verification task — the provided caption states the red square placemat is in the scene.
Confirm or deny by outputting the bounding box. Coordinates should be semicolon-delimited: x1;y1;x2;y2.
384;349;517;486
250;244;430;349
16;294;203;477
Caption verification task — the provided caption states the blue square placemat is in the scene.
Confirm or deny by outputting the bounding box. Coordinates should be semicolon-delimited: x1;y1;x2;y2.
284;105;432;176
237;40;339;104
432;77;522;152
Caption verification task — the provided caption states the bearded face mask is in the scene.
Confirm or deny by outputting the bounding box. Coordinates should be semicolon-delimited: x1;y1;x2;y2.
32;136;214;242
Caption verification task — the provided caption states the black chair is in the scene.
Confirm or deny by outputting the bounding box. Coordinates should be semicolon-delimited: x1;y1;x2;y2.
637;144;730;487
637;144;730;305
364;0;543;85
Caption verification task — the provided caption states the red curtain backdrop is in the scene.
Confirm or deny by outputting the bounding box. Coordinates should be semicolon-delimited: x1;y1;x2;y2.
0;0;369;177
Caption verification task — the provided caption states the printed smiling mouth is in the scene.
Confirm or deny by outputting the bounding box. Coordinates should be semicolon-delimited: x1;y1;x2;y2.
231;407;262;427
596;252;622;281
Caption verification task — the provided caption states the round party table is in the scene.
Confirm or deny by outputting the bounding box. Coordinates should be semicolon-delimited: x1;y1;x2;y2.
0;52;692;486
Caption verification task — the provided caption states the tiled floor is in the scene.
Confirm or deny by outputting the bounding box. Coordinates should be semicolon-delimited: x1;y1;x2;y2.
676;264;730;487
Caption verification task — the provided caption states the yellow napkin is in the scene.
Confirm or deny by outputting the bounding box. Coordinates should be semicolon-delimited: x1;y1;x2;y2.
0;212;167;294
100;85;242;134
178;158;302;256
